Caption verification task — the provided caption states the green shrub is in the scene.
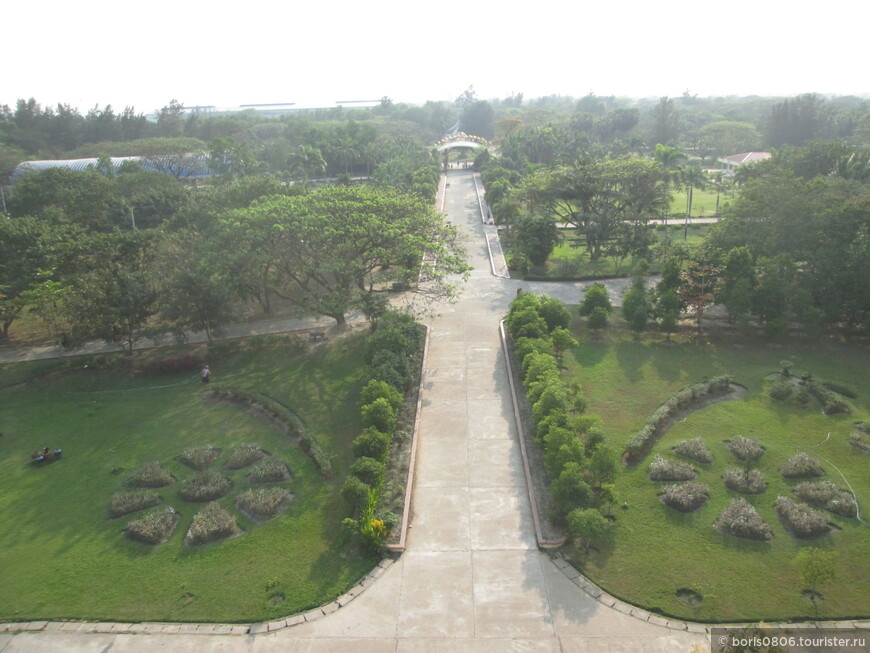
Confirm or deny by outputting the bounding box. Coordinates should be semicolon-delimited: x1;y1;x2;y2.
660;481;709;512
513;337;553;361
236;487;292;518
187;502;238;545
793;480;858;518
768;379;794;401
507;307;549;339
125;506;179;544
673;438;713;463
351;427;391;459
341;475;372;508
128;461;173;488
110;489;161;517
774;496;831;538
807;382;852;414
587;306;609;329
714;498;772;540
248;459;290;484
225;443;267;470
723;468;768;494
648;455;697;481
177;444;220;471
179;471;232;501
537;296;571;331
781;452;824;478
532;382;570;424
350;456;385;486
726;435;765;463
522;350;559;383
579;282;612;316
359;379;403;412
551;462;593;518
361;397;397;433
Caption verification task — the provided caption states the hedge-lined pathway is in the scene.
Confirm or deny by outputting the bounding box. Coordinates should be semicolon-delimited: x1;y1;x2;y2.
0;170;708;653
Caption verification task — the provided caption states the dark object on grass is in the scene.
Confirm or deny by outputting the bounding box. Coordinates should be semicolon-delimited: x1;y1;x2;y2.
31;448;63;464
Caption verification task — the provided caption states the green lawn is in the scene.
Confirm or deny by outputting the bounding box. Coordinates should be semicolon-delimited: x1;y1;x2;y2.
669;188;724;217
562;319;870;622
538;225;709;279
0;334;375;623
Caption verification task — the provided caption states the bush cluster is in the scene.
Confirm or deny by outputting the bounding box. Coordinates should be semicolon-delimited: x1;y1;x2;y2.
179;471;232;501
345;311;423;551
660;481;709;512
807;381;852;414
110;489;161;517
178;444;219;471
248;459;290;484
780;451;825;478
851;428;870;453
793;480;858;518
187;502;238;545
726;435;765;463
714;498;772;540
138;354;203;375
723;468;768;494
774;496;831;538
768;379;794;401
623;376;733;462
648;455;697;481
128;461;173;488
673;438;713;463
225;443;267;470
507;294;616;529
236;487;292;518
125;506;178;544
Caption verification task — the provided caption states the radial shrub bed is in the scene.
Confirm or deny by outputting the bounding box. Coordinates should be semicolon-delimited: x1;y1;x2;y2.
723;468;768;494
672;438;713;463
225;443;268;470
660;481;709;512
125;506;179;544
780;452;825;478
186;502;239;545
110;489;161;517
248;459;291;484
714;498;772;540
177;444;220;471
236;487;293;520
726;435;765;463
179;471;232;502
793;480;858;518
128;461;173;488
774;496;832;538
648;455;697;481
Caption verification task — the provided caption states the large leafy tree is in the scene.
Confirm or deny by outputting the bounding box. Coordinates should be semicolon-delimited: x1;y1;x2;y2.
226;185;469;326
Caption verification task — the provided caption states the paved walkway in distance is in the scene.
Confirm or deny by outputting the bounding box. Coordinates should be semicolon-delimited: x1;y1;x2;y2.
0;170;708;653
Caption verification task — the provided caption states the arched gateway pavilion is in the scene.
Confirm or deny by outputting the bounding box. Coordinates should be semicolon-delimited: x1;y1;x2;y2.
435;133;491;169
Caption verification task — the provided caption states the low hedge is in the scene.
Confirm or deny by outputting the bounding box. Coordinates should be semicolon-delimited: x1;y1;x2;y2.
110;489;161;517
793;480;857;518
724;468;768;494
128;461;174;488
780;452;825;478
179;471;232;502
660;481;709;512
648;455;697;481
624;376;733;463
673;438;713;463
187;502;238;545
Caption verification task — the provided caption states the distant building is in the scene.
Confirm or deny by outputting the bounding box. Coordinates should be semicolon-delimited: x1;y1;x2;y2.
717;152;772;176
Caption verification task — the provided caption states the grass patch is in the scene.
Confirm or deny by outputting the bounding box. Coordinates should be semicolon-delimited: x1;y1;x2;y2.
560;318;870;621
0;332;376;622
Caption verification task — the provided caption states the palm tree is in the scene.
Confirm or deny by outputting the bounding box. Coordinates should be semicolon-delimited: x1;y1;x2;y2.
289;145;326;181
680;165;708;239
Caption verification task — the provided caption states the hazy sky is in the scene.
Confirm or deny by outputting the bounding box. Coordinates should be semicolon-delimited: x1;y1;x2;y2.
4;0;867;114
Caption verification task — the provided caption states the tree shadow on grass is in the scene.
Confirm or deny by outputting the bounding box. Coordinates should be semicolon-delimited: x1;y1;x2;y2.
615;339;653;383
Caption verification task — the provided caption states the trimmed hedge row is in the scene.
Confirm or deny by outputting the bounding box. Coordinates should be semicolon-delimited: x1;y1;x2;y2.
344;312;424;552
623;375;733;463
507;293;615;533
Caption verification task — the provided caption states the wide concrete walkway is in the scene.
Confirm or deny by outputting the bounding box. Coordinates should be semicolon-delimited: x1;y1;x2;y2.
0;170;707;652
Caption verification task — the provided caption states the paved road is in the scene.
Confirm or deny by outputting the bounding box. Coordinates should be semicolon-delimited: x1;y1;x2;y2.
0;170;708;652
